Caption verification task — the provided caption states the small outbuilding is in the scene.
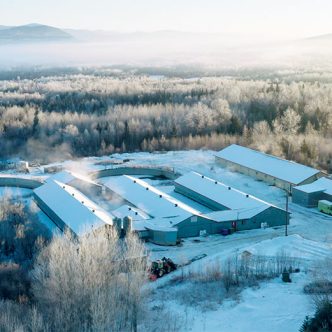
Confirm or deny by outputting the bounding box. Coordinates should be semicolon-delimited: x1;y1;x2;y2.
292;177;332;207
215;144;323;192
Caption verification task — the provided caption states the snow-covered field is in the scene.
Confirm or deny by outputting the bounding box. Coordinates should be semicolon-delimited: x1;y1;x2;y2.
187;272;313;332
1;150;332;331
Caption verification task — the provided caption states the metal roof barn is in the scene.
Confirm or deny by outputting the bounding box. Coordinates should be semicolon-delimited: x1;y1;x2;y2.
174;171;276;211
174;171;289;230
215;144;323;191
33;180;113;236
104;175;199;223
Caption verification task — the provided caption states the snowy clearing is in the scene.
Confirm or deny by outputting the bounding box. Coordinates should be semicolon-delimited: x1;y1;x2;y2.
1;149;331;332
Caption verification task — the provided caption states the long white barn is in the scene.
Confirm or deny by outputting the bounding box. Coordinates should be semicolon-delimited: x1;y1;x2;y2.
104;175;200;226
34;180;113;236
174;171;289;230
215;144;323;191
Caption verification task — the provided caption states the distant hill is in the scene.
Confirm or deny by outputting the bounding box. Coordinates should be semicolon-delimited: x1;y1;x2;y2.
0;24;73;42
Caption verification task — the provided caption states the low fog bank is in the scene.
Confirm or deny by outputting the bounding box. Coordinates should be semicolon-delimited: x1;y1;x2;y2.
0;35;332;70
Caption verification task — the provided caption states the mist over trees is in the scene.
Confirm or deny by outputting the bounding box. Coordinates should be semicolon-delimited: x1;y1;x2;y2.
0;71;331;171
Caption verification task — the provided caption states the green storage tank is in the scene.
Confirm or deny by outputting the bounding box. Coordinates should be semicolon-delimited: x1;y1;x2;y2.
318;200;332;216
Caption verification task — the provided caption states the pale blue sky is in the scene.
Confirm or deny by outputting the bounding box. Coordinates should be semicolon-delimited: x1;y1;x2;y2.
1;0;331;39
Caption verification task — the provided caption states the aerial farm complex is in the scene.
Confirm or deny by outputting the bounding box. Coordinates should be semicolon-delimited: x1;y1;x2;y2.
1;144;331;245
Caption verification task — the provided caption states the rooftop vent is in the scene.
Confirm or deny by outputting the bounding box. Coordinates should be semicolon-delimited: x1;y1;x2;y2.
202;175;204;178
174;203;178;207
135;212;138;215
72;193;75;196
246;194;249;198
146;187;149;190
215;181;218;184
128;207;132;211
133;180;136;183
159;194;162;198
81;201;84;204
92;209;95;213
62;186;65;189
228;187;231;190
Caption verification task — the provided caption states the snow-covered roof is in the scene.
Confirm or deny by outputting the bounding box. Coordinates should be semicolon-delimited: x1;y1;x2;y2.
104;175;199;220
175;171;274;210
33;180;113;236
46;170;100;186
215;144;321;185
112;204;148;221
203;206;269;222
293;177;332;195
46;170;75;184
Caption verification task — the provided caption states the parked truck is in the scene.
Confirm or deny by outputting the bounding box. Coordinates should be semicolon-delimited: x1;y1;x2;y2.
318;200;332;216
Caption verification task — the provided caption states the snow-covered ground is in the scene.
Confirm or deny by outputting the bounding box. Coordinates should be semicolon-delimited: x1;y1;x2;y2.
1;149;331;332
188;273;313;332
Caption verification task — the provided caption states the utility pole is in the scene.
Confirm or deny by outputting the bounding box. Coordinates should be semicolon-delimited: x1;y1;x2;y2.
285;189;289;236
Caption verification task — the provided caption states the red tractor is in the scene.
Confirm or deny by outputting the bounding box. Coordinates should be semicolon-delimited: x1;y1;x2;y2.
149;257;177;281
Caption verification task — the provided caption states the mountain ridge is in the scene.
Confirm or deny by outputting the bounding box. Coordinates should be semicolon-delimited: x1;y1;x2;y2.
0;24;73;42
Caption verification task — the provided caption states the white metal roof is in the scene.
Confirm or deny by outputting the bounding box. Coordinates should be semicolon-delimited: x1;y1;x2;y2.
215;144;320;185
111;205;148;221
46;170;101;186
293;177;332;195
175;171;274;210
203;206;269;222
34;180;113;236
104;175;198;220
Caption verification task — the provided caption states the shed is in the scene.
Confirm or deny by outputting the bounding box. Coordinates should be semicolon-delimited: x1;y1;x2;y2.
292;177;332;207
215;144;323;192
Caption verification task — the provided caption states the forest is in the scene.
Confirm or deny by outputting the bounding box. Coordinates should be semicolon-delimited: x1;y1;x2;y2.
0;68;331;172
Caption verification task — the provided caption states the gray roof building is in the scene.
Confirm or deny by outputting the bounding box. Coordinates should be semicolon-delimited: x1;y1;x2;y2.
215;144;323;192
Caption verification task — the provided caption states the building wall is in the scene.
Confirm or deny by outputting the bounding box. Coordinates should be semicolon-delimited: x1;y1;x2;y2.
216;157;323;193
148;229;178;245
176;216;230;238
292;189;311;207
326;193;332;202
176;206;288;237
0;177;43;189
141;205;288;243
297;173;324;186
247;207;287;230
33;193;65;231
292;188;332;208
216;157;293;191
90;166;180;180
